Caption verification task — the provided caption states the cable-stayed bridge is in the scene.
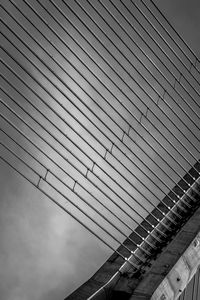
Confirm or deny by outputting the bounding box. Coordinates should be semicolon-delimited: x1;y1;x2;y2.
1;1;200;299
66;163;200;299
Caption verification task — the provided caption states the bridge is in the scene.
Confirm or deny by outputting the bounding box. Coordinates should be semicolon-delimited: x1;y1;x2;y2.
1;1;200;299
65;163;200;299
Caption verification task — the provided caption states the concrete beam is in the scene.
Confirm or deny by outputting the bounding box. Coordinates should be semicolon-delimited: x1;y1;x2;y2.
65;163;200;300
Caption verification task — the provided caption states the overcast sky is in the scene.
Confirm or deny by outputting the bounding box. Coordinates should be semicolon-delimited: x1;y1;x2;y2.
0;1;200;300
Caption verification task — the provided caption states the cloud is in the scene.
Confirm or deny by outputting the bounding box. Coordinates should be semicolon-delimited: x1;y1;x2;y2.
0;158;111;300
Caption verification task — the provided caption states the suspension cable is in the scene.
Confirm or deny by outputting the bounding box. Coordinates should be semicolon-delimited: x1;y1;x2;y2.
0;0;200;264
1;0;198;210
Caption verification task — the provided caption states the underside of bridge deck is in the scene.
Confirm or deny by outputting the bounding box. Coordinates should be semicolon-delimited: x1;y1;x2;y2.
66;161;200;300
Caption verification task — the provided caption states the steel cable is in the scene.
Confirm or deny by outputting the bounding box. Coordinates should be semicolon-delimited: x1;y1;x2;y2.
0;153;140;269
0;95;162;247
38;0;200;180
148;0;199;66
0;0;200;265
0;47;178;230
74;0;200;169
1;0;198;210
0;11;198;223
0;125;156;256
125;0;200;111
